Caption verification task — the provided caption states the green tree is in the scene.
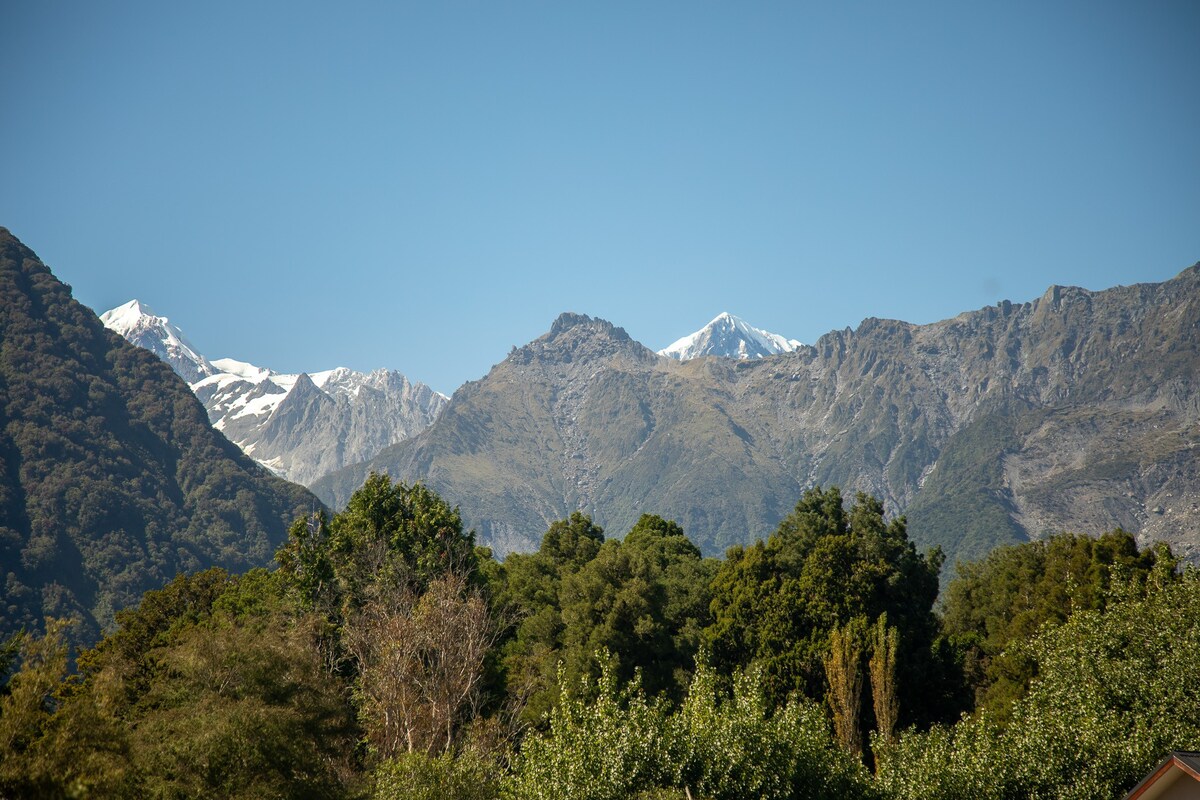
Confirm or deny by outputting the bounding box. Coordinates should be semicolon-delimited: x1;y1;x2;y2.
940;529;1174;716
868;615;900;743
824;623;865;755
623;514;717;690
62;569;358;798
672;664;878;800
123;609;358;799
558;515;715;699
325;473;478;607
496;513;714;725
373;750;499;800
539;511;605;570
76;567;234;706
0;620;135;797
491;513;606;727
276;474;483;674
705;487;951;728
506;659;877;800
505;662;674;800
876;569;1200;800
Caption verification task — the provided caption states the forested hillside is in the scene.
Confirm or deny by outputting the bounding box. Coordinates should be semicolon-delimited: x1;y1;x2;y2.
317;268;1200;569
0;228;318;641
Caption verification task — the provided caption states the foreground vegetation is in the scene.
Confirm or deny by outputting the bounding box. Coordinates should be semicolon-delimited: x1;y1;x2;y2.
2;475;1196;799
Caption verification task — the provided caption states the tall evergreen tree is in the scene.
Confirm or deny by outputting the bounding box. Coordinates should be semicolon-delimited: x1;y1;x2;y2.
705;487;955;726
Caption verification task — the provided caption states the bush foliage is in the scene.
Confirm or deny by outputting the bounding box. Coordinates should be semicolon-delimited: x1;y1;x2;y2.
2;475;1196;799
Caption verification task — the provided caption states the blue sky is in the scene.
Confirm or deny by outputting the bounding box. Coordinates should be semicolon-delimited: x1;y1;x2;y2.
3;1;1198;394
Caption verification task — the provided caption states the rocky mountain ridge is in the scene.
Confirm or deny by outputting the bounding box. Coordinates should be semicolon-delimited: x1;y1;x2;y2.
315;267;1200;570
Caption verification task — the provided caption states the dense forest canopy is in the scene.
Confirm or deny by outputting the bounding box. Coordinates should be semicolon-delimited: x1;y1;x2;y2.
3;476;1196;799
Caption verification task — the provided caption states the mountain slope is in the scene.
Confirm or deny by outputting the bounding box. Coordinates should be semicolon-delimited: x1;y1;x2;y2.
658;312;802;360
0;229;318;641
316;313;799;555
315;269;1200;569
103;302;448;486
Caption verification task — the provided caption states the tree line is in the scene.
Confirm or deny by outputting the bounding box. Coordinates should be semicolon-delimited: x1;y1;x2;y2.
1;474;1195;799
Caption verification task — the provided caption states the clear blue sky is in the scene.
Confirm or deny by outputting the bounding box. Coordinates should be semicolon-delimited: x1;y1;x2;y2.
3;1;1198;394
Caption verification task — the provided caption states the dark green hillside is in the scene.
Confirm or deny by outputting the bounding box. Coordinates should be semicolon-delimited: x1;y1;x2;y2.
0;228;317;641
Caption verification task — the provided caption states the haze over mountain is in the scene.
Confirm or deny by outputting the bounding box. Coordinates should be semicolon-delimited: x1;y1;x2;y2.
102;300;448;486
658;312;803;361
0;229;317;640
315;266;1200;571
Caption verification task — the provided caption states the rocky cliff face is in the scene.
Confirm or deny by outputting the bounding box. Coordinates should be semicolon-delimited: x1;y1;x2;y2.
219;367;448;486
733;271;1200;565
315;267;1200;569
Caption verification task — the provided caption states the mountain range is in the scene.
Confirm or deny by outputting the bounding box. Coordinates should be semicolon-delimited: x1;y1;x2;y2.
93;250;1200;574
101;300;448;486
313;269;1200;571
14;212;1197;646
0;229;317;641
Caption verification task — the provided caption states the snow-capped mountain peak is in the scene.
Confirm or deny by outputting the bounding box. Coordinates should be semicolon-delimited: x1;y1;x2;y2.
100;299;217;382
658;312;802;361
311;366;372;399
99;298;154;331
101;299;449;486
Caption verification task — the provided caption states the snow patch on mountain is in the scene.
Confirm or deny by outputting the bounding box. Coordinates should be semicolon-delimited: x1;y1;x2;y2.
658;313;802;361
209;357;273;383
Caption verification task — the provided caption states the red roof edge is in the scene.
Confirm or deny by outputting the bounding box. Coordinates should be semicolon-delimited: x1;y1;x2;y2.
1126;752;1200;800
1174;752;1200;782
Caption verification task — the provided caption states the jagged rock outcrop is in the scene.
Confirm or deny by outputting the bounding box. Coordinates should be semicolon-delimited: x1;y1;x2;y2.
231;368;448;486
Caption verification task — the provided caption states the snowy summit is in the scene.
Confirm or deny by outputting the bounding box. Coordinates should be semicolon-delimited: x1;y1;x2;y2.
658;312;802;361
100;299;449;485
99;300;217;383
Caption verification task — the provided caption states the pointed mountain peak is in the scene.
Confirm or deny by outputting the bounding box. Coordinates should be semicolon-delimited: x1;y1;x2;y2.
508;312;652;368
99;298;158;331
292;371;318;391
100;299;217;383
659;313;803;361
547;312;632;341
